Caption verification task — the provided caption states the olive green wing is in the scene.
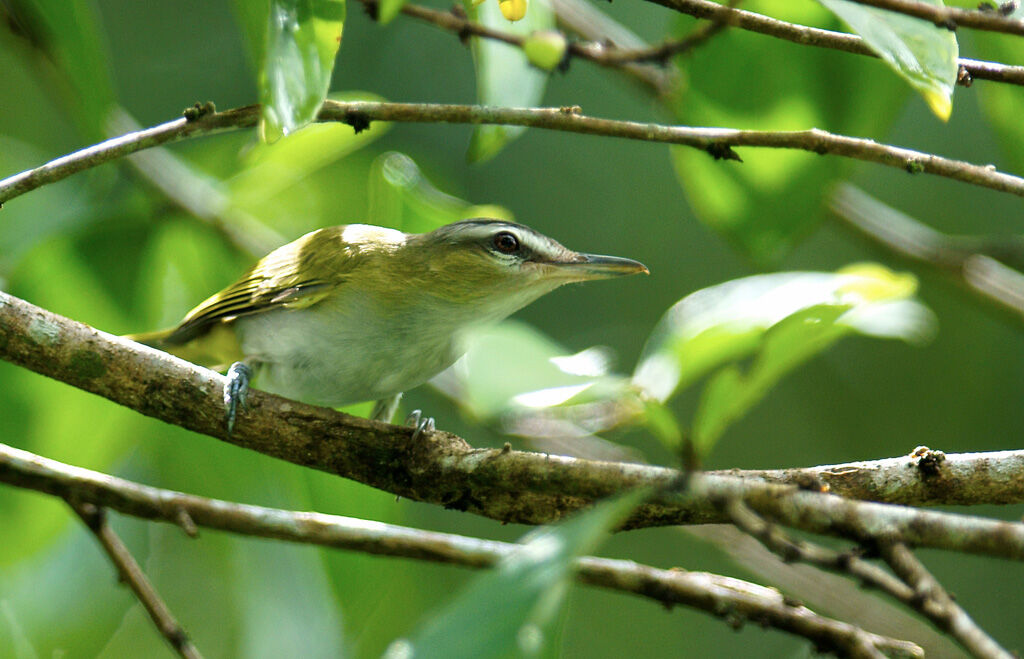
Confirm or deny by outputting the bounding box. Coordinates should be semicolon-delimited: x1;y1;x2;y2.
163;227;359;345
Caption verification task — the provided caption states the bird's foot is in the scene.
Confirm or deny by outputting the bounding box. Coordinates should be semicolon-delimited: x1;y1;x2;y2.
224;361;253;434
405;409;435;442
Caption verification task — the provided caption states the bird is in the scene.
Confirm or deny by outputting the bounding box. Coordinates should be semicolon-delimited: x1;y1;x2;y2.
129;219;648;433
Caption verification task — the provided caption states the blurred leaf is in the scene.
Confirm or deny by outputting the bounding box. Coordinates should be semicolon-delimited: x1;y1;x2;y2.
367;152;514;233
258;0;346;142
446;321;629;421
5;0;116;139
633;265;936;405
975;5;1024;173
384;490;645;659
693;304;850;453
669;0;906;264
230;0;269;68
377;0;407;24
818;0;957;120
231;91;388;206
466;0;553;162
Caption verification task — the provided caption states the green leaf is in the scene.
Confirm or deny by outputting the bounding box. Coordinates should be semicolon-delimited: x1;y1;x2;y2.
384;490;646;659
693;304;851;454
377;0;407;25
633;265;936;404
818;0;958;120
259;0;346;142
442;321;629;422
467;0;553;162
367;152;515;234
668;0;906;263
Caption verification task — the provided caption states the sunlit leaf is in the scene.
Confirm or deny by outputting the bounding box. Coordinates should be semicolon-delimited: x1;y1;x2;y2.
259;0;346;142
367;152;514;234
442;321;628;421
377;0;407;24
818;0;958;120
384;490;645;659
633;266;936;404
466;0;553;162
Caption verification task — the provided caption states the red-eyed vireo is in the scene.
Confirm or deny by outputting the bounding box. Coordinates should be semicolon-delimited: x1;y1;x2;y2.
131;219;648;431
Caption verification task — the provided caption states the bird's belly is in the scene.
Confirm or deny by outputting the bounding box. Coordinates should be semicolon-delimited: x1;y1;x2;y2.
233;304;462;407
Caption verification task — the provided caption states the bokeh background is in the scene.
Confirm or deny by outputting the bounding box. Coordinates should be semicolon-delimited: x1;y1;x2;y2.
1;0;1022;656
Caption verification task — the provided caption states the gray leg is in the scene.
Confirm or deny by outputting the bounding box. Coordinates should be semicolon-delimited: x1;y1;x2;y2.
405;409;435;442
371;393;403;423
224;360;255;434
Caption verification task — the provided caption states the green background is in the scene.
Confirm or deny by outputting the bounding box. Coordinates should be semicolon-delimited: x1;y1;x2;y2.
1;0;1022;656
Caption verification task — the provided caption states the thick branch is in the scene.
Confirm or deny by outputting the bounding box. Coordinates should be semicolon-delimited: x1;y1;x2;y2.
2;102;1024;210
1;291;1024;560
721;447;1024;505
644;0;1024;86
0;443;921;658
68;501;202;659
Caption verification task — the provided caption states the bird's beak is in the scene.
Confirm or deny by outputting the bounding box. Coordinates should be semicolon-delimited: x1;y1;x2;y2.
547;253;650;280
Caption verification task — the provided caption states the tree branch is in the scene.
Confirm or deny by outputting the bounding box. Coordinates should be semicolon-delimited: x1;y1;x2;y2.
844;0;1024;35
2;103;1024;211
643;0;1024;86
0;442;923;658
1;290;1023;560
878;541;1014;659
722;445;1024;505
67;500;202;659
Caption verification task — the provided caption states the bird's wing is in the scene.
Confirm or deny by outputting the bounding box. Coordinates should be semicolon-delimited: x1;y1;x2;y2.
163;227;361;345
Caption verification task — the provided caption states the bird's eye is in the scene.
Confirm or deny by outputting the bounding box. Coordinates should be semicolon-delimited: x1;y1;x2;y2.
492;231;520;255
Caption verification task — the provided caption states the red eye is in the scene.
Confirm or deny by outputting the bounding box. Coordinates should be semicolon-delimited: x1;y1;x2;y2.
492;231;520;254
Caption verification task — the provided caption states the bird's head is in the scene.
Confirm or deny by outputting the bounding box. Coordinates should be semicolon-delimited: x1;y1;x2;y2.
402;219;648;311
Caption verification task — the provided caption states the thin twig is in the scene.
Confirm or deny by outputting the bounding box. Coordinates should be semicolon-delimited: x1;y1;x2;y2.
1;293;1024;561
878;541;1014;659
1;102;1023;209
831;184;1024;322
1;444;921;658
724;498;921;606
67;500;202;659
386;1;678;94
843;0;1024;35
644;0;1024;86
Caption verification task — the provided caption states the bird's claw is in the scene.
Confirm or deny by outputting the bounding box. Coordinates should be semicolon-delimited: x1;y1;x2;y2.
405;409;435;442
224;362;252;434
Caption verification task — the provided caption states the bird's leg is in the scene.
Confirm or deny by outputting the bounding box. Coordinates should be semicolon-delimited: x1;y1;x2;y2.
224;360;256;434
371;393;403;423
405;409;435;442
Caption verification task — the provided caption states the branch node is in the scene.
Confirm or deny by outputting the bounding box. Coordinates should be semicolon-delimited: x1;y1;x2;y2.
706;143;742;162
909;446;947;478
343;110;372;134
175;507;200;538
183;102;216;122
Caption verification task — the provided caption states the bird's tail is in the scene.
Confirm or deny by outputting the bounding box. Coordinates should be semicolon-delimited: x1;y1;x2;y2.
123;325;241;371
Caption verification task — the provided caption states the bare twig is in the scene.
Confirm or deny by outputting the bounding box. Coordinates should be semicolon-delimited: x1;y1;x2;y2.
644;0;1024;86
1;291;1024;560
67;500;202;659
878;541;1014;659
0;443;922;658
843;0;1024;35
831;184;1024;322
2;102;1023;209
